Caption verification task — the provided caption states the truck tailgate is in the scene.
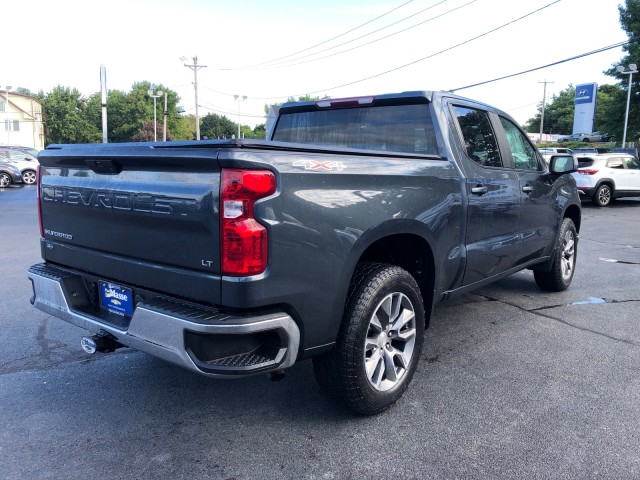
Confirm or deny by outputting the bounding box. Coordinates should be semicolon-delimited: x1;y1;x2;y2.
38;144;222;300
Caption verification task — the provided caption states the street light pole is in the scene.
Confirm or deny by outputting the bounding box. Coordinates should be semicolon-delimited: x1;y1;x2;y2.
148;89;163;142
182;56;207;140
234;95;247;139
617;63;637;147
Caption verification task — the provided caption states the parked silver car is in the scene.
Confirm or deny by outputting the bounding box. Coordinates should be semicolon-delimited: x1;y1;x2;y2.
572;153;640;206
0;160;24;187
0;148;39;185
559;132;614;143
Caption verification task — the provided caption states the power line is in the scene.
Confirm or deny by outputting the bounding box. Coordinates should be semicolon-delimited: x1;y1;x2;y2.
294;0;562;97
204;0;562;102
259;0;454;69
198;102;266;119
449;40;631;91
226;0;416;70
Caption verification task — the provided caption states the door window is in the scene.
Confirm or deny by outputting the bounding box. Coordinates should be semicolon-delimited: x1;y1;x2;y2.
624;157;640;169
499;117;541;171
453;106;502;168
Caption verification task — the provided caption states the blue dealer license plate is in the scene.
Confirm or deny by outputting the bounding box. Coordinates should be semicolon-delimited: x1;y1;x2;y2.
99;282;133;316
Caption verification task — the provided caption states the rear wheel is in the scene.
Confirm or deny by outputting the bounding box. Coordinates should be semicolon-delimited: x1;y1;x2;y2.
534;218;577;291
313;263;425;415
0;173;11;188
594;184;612;207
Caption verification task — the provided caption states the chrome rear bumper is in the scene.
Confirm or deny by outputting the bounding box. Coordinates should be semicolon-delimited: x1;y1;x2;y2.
28;263;300;378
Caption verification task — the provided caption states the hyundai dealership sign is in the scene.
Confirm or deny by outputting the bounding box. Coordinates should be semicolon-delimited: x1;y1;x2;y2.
575;84;595;104
573;82;597;134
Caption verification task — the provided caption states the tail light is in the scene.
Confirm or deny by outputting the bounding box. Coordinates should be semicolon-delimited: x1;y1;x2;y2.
37;165;44;237
221;169;276;276
579;169;599;175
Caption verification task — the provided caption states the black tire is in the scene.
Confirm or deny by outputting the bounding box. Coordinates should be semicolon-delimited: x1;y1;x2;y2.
594;184;612;207
0;173;11;188
313;263;425;415
534;218;577;291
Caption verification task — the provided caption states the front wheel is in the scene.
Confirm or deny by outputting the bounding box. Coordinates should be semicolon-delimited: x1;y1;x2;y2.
534;218;577;291
313;263;425;415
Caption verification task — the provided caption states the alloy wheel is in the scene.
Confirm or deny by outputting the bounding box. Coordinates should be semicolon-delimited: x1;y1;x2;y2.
364;292;417;392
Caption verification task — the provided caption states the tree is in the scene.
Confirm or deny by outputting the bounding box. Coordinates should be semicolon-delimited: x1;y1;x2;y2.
172;114;196;140
525;86;576;134
200;113;236;139
264;95;321;115
594;84;624;138
603;0;640;142
251;123;267;139
41;86;101;144
81;81;184;143
15;87;34;97
524;84;624;138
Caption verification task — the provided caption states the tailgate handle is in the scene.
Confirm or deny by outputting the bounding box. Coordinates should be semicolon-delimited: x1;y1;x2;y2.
85;159;122;174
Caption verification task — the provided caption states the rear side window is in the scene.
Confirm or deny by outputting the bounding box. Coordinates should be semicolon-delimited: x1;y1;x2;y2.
273;103;438;155
453;106;502;167
577;158;594;168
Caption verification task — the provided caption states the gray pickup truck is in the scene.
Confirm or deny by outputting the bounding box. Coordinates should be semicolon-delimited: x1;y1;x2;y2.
28;91;581;415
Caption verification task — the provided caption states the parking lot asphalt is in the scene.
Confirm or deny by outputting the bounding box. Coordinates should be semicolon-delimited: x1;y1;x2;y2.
1;185;639;479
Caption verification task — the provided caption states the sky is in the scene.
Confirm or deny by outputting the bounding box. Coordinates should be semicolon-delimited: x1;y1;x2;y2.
4;0;630;129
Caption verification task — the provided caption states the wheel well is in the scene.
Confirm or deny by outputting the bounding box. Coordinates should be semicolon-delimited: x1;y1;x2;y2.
357;234;435;325
596;180;614;192
564;204;581;233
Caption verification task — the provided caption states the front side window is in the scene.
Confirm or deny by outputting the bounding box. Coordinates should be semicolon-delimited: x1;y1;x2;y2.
453;106;502;167
624;157;640;170
273;103;438;155
499;116;541;171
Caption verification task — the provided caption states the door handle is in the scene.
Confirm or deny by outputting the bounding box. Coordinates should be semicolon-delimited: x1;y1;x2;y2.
471;185;488;195
522;185;534;193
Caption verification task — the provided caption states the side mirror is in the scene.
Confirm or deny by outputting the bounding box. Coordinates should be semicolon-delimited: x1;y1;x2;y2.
549;154;577;173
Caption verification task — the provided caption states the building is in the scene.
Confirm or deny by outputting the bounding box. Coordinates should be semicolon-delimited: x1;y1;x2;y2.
0;89;45;151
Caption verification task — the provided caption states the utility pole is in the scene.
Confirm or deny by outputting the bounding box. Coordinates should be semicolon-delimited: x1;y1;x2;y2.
182;56;207;140
538;80;553;144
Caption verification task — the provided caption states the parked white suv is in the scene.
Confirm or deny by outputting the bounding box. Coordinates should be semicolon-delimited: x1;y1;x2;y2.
538;147;573;163
573;153;640;206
